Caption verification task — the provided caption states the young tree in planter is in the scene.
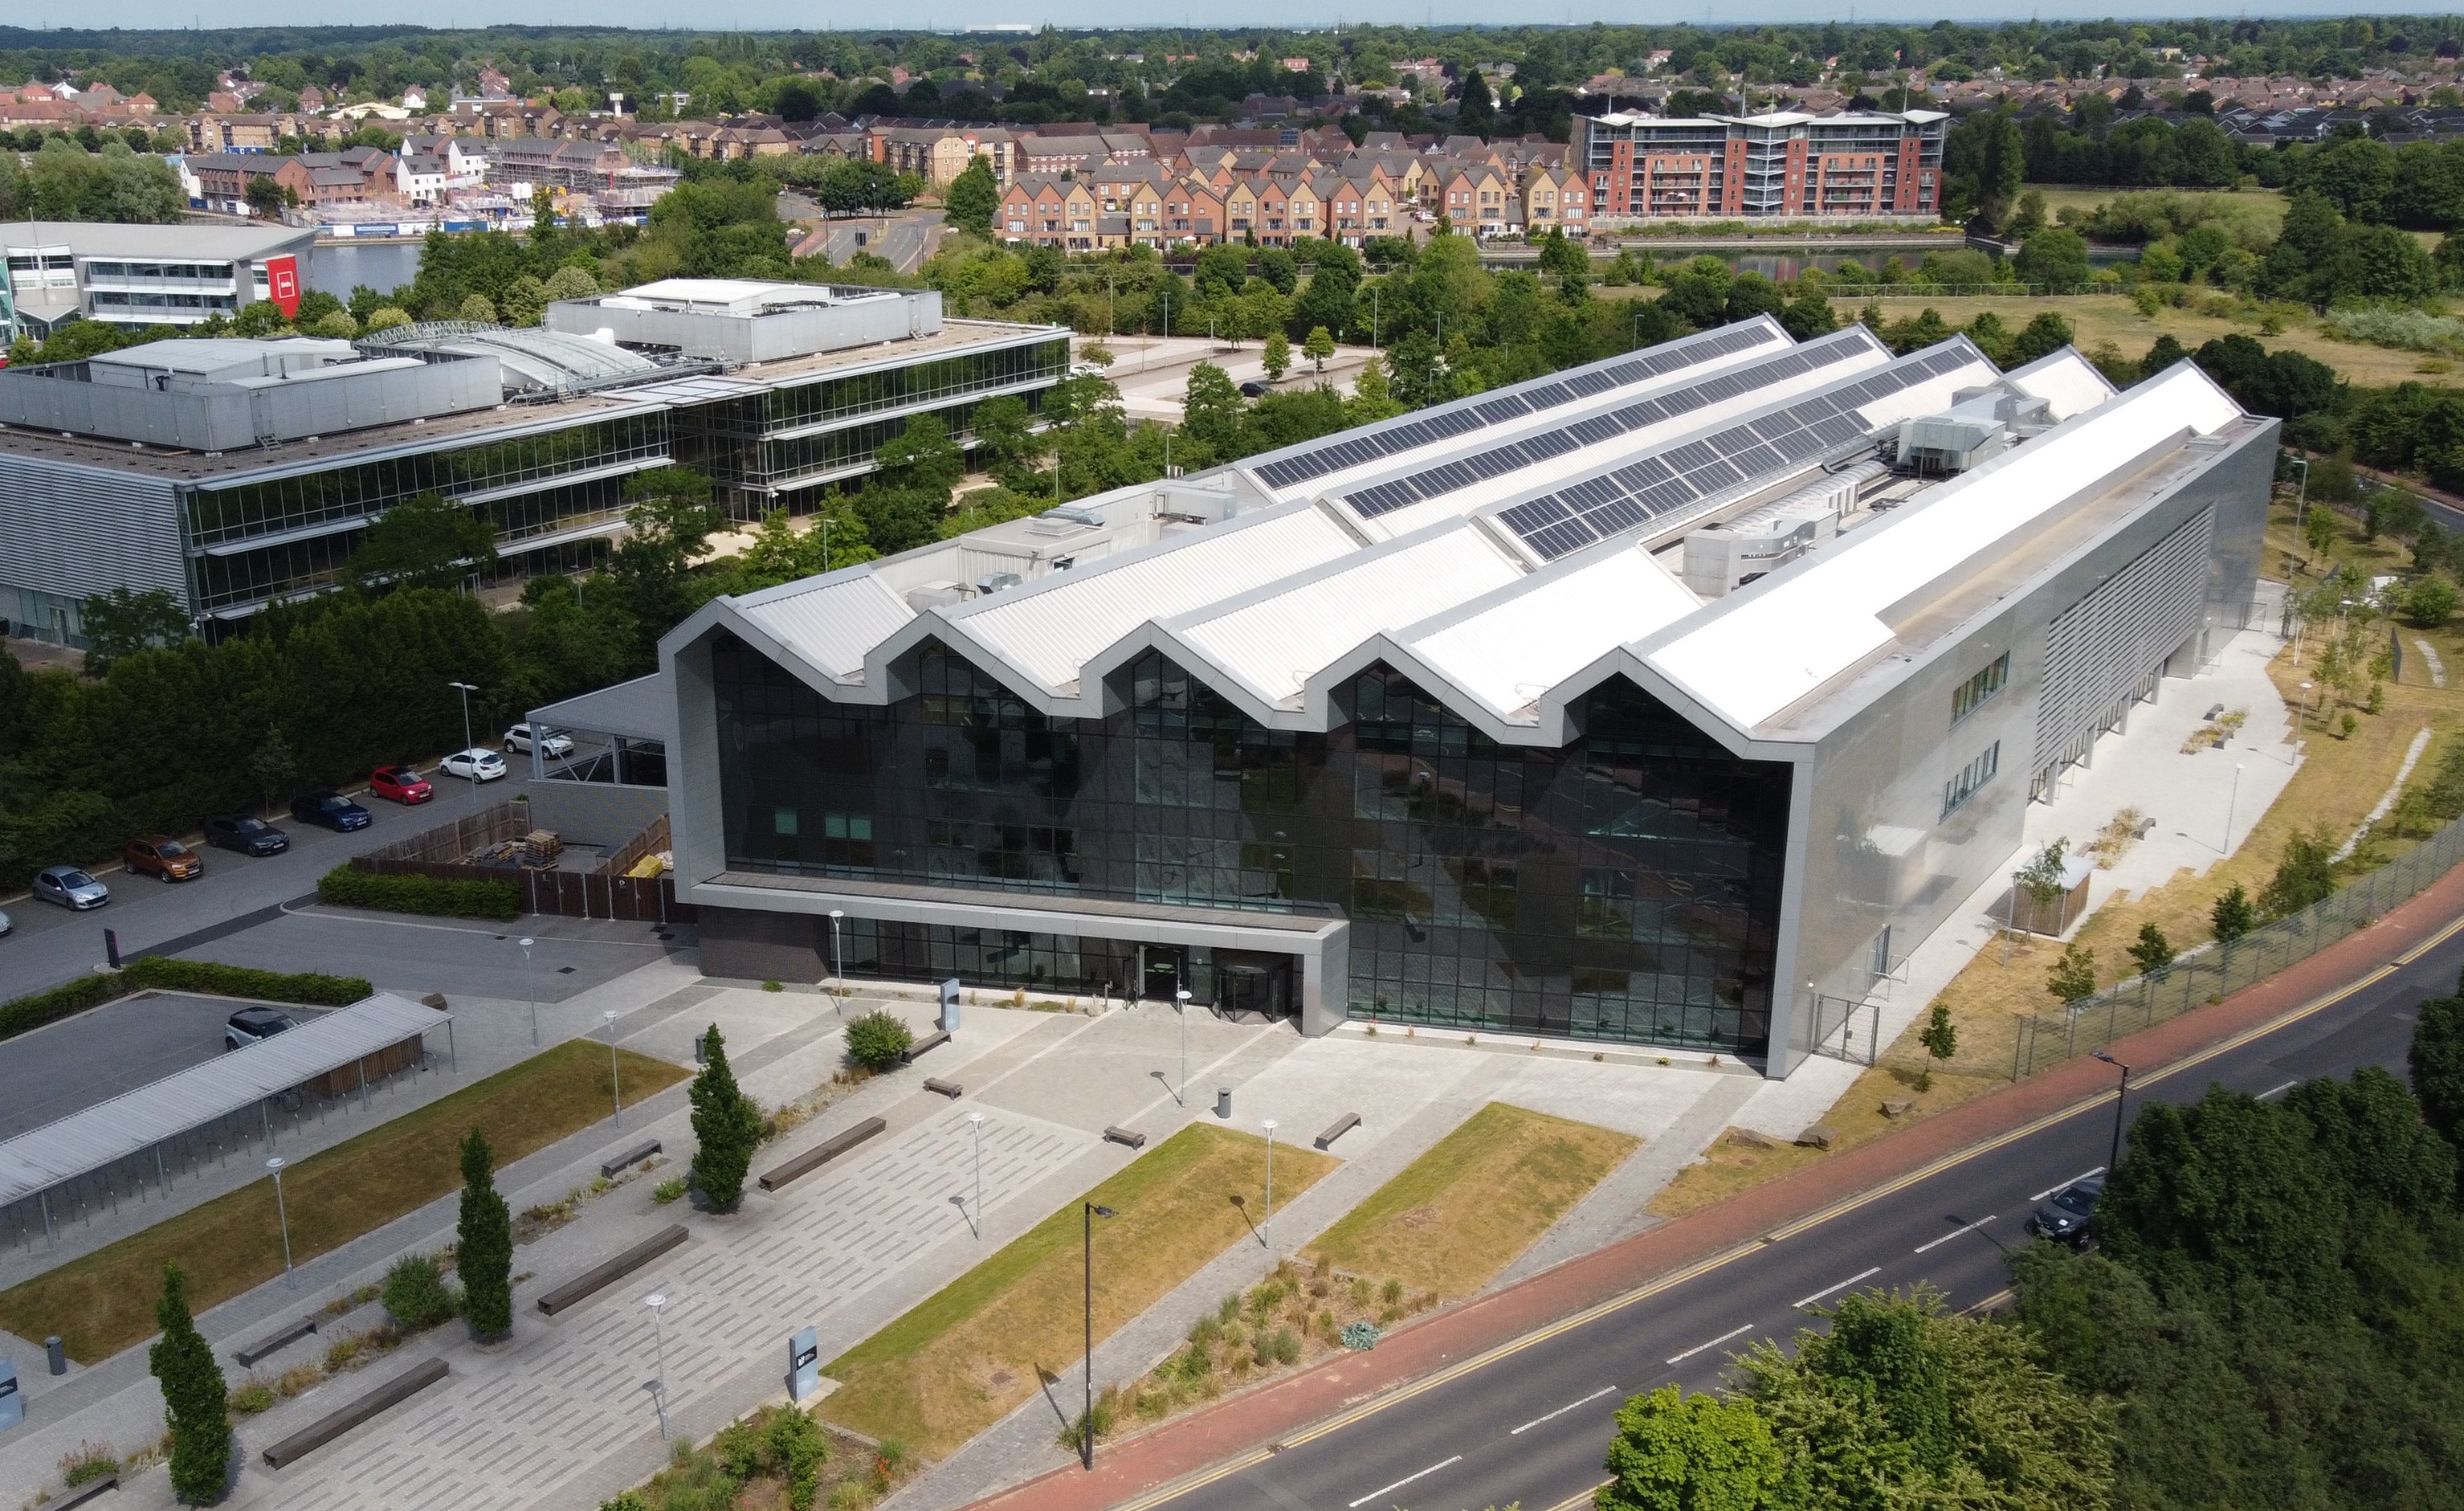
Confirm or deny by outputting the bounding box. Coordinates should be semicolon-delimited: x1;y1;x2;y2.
457;1126;514;1341
150;1261;230;1504
688;1024;763;1211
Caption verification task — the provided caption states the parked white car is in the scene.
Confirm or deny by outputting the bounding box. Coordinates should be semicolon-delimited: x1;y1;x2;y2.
501;723;576;758
440;748;509;782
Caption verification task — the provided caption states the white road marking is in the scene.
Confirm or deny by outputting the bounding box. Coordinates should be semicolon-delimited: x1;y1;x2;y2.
1914;1215;1997;1253
1665;1322;1757;1366
2260;1080;2299;1099
2029;1166;2107;1203
1791;1267;1880;1310
1510;1385;1620;1434
1347;1456;1463;1508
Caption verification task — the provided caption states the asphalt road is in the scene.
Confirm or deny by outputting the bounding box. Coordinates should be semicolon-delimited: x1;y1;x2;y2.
1157;922;2459;1511
0;769;532;1004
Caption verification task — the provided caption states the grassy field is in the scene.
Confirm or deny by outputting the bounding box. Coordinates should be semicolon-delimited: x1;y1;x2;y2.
1651;493;2464;1219
0;1038;687;1362
2027;182;2291;240
1303;1102;1638;1299
818;1124;1336;1460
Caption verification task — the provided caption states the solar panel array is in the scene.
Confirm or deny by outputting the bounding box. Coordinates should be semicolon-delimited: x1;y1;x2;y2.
1495;345;1985;562
1340;327;1889;523
1245;322;1785;494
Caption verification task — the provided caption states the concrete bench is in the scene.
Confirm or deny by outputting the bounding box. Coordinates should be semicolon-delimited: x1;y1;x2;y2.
1315;1113;1362;1150
536;1224;688;1316
601;1141;662;1179
1103;1125;1147;1150
261;1358;449;1468
234;1316;319;1368
759;1117;887;1192
923;1077;963;1098
53;1474;116;1509
901;1030;951;1064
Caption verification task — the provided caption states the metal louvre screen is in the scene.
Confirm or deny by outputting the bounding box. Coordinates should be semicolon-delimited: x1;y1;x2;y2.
2034;507;2213;790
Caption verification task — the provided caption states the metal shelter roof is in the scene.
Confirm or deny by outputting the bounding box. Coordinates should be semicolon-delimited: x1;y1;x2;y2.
529;672;674;745
0;993;446;1208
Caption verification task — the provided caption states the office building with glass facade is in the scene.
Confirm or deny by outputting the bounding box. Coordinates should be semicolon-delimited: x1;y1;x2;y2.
0;280;1065;645
662;321;2273;1077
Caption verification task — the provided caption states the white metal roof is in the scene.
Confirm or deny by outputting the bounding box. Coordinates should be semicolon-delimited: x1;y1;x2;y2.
530;672;672;744
1646;361;2240;732
737;572;918;684
947;505;1361;694
1172;524;1525;709
2002;347;2118;423
1402;544;1702;721
0;993;444;1209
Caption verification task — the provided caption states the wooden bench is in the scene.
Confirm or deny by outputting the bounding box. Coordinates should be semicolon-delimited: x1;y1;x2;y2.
922;1077;963;1098
1314;1113;1362;1150
261;1358;449;1468
535;1224;688;1316
234;1316;319;1368
758;1117;887;1192
1103;1125;1147;1150
901;1030;951;1064
52;1474;117;1509
600;1141;662;1179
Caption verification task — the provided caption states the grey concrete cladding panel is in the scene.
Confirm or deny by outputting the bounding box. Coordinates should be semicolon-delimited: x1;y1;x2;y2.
0;452;186;602
0;357;499;451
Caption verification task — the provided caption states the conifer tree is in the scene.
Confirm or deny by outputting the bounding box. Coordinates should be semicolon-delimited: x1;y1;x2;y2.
689;1024;762;1211
457;1126;514;1341
151;1261;230;1504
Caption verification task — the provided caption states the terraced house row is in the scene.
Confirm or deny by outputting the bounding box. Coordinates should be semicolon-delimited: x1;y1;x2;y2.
997;157;1587;249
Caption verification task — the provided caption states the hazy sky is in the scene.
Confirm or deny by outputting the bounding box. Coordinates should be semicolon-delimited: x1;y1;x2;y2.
43;0;2464;33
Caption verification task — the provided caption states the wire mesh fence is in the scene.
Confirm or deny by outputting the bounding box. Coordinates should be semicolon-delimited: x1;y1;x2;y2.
2010;812;2464;1080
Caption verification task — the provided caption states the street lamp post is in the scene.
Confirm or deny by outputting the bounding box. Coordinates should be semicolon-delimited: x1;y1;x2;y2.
447;681;479;789
520;937;538;1046
967;1111;985;1239
2289;453;2311;530
1261;1119;1277;1249
605;1010;623;1125
827;909;845;1008
1174;989;1190;1107
644;1293;670;1439
267;1157;294;1287
2091;1052;2131;1174
1081;1203;1116;1468
2223;762;2244;855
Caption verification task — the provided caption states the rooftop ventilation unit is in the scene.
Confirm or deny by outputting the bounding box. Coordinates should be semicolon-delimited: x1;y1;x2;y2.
1895;388;2050;478
1680;459;1890;598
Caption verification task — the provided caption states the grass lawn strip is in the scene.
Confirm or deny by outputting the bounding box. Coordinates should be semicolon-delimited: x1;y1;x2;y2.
817;1124;1336;1460
1652;495;2464;1219
1303;1101;1639;1300
0;1039;687;1362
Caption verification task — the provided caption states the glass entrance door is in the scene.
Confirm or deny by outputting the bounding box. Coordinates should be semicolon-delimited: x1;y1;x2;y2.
1142;947;1184;999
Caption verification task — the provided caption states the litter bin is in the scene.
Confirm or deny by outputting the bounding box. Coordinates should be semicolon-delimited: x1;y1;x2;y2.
1215;1087;1232;1119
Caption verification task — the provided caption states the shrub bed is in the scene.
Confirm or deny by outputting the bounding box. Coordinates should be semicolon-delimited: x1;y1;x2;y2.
842;1011;914;1070
320;864;520;920
0;958;374;1045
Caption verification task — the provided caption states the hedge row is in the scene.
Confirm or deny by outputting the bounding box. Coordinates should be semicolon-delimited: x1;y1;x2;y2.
0;958;377;1045
320;864;520;921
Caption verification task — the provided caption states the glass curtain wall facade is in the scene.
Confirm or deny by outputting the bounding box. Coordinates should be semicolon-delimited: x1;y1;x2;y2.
671;337;1071;518
711;633;1793;1054
183;412;667;611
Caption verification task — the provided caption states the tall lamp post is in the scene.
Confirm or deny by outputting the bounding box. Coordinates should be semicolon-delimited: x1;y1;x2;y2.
2091;1052;2131;1174
1173;989;1191;1107
1261;1119;1277;1249
2222;762;2245;855
966;1111;985;1239
605;1009;623;1125
828;909;846;1008
643;1293;670;1439
1080;1203;1116;1468
2288;453;2311;531
447;681;479;789
520;936;538;1046
267;1157;294;1288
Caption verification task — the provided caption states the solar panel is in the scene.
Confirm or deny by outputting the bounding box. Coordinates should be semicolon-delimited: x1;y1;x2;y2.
1244;321;1789;492
1494;341;1986;562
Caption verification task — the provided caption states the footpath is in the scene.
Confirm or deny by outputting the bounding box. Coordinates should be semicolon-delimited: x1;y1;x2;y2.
955;853;2464;1511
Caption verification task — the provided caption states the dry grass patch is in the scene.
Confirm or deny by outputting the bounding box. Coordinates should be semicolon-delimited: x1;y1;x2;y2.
1654;494;2464;1218
1304;1101;1638;1298
817;1123;1336;1460
0;1038;686;1362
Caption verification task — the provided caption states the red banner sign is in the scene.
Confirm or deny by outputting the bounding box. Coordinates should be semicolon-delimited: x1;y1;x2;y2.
263;255;300;319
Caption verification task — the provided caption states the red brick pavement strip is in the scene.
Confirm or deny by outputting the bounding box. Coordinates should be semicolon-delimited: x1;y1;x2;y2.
962;861;2464;1511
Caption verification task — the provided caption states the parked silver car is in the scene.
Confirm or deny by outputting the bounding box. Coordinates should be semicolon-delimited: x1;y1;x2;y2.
501;723;576;758
33;866;110;909
0;907;11;937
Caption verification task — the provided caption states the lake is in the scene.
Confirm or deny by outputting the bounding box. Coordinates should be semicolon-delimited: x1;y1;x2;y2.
307;241;423;300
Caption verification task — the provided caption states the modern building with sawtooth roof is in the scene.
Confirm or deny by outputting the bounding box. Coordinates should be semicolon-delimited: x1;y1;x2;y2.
655;319;2272;1077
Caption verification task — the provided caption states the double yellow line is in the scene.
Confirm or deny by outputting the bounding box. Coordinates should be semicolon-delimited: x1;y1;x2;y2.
1103;911;2464;1511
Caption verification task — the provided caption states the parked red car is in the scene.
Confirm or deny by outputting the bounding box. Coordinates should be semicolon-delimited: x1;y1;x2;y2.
369;765;433;804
